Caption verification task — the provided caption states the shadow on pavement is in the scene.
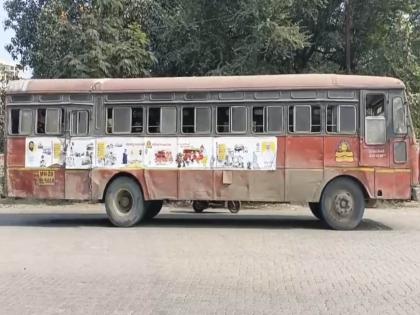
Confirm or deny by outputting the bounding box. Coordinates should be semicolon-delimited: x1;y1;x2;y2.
0;211;392;231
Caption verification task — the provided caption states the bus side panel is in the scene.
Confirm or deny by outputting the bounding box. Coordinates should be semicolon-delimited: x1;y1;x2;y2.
65;170;91;200
213;170;285;202
144;170;178;200
375;170;411;199
285;136;324;201
178;170;213;200
7;168;65;199
6;138;25;167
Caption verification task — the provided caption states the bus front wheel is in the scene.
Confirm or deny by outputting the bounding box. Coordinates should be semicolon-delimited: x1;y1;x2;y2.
320;178;365;230
105;177;145;227
144;200;164;219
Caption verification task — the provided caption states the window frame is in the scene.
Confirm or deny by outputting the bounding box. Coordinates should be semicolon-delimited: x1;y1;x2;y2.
326;104;357;135
106;105;144;135
9;108;33;136
290;104;313;134
70;110;89;136
35;107;63;135
216;105;247;134
392;97;407;135
147;106;177;135
181;105;211;135
251;105;284;134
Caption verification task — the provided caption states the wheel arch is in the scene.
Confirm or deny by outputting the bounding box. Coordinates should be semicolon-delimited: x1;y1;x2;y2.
101;172;145;202
317;175;372;203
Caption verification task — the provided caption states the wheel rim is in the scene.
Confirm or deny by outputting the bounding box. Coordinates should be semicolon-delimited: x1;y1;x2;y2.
332;192;354;217
115;189;134;214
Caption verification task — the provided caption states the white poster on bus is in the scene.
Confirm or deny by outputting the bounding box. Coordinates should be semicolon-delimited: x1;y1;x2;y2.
25;137;65;168
144;138;177;168
176;138;213;169
66;138;95;169
213;137;277;170
96;137;145;169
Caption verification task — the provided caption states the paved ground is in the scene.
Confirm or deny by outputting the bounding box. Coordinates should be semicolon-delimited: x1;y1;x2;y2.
0;202;420;315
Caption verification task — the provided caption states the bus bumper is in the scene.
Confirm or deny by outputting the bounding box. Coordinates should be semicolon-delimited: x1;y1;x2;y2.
412;186;420;201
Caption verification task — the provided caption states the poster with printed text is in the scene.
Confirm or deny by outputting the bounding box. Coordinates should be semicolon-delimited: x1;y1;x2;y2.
176;138;213;169
66;138;95;169
96;138;145;168
25;138;65;168
213;137;277;170
144;138;178;168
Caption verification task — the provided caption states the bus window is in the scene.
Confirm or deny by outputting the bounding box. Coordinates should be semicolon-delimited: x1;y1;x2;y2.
36;108;62;134
231;106;247;133
182;107;211;134
131;108;143;133
217;107;230;133
327;105;356;134
393;97;407;134
107;108;113;133
148;107;177;134
289;105;311;133
366;94;385;116
113;107;131;133
311;106;321;132
10;108;32;135
267;106;283;132
252;107;264;133
71;111;89;135
365;93;386;144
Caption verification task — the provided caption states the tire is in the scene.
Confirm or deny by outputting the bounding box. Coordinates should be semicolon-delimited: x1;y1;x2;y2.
192;201;207;213
320;178;365;230
227;201;240;214
105;177;145;227
308;202;323;220
144;200;164;220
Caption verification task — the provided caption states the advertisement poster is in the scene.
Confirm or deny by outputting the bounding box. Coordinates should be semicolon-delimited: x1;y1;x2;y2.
96;138;145;168
26;138;64;168
144;138;177;168
213;137;277;170
177;138;213;168
66;138;95;169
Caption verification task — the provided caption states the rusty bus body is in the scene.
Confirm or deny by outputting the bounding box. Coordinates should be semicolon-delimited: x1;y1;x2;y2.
5;74;420;229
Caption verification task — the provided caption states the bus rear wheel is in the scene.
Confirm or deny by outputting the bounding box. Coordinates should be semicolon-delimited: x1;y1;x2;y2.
144;200;164;219
308;202;323;220
320;178;365;230
105;177;145;227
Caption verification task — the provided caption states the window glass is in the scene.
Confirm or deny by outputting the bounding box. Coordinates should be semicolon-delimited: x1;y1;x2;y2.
311;106;321;132
161;107;177;134
291;105;311;133
78;111;88;135
46;108;61;134
340;106;356;133
253;107;264;133
231;106;247;133
20;110;32;134
106;108;113;133
148;108;161;133
217;107;230;133
267;106;283;132
131;108;143;133
10;109;20;134
393;97;407;134
365;117;386;144
195;107;211;133
113;107;131;133
327;106;338;133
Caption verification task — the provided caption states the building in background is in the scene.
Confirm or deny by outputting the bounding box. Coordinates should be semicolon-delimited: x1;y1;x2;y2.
0;59;20;82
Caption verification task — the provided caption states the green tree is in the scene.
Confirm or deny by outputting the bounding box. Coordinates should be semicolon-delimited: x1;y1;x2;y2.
4;0;155;78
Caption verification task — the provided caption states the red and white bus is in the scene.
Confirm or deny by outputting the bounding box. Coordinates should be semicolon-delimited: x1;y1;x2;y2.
5;74;420;229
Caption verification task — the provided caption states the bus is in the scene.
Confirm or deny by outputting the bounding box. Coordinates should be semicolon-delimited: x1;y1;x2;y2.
5;74;420;230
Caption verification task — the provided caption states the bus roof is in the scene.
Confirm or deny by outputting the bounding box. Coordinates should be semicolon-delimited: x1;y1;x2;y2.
6;74;405;95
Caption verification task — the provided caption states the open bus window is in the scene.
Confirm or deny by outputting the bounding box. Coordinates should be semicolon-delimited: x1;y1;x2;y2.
10;108;32;135
289;105;311;133
37;109;46;133
366;94;385;116
217;106;246;133
36;108;62;134
148;107;176;134
393;97;407;134
131;108;143;133
182;107;211;134
252;107;264;133
327;105;356;134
